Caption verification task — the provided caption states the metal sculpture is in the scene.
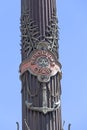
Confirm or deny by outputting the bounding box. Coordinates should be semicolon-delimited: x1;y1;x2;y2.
20;0;62;130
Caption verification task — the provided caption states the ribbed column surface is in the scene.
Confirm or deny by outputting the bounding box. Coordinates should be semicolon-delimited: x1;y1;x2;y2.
20;0;62;130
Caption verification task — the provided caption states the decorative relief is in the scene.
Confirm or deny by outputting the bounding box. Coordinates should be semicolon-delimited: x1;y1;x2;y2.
45;12;59;58
20;10;61;82
25;99;61;114
20;47;61;82
21;10;59;60
20;10;40;60
20;10;61;114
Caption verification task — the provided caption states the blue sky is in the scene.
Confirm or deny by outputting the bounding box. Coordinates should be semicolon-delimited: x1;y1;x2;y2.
0;0;87;130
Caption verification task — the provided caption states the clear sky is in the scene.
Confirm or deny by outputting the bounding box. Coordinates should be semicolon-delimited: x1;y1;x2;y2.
0;0;87;130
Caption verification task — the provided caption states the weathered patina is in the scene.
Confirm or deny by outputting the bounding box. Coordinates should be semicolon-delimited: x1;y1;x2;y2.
20;0;62;130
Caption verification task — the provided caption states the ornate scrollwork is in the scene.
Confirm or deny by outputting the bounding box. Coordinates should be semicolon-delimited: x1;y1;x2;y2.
20;9;59;61
45;11;59;58
20;10;40;60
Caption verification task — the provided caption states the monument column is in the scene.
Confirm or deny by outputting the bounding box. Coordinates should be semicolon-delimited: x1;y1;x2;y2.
20;0;62;130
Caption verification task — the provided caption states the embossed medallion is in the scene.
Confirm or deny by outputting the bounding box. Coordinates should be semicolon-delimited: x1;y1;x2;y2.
20;50;61;82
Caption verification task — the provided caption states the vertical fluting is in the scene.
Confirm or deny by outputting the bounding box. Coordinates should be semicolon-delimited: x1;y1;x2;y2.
21;0;59;60
20;0;62;130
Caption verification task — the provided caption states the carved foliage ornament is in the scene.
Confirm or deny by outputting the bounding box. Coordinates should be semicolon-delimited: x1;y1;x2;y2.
20;10;59;60
20;10;40;60
45;13;59;58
